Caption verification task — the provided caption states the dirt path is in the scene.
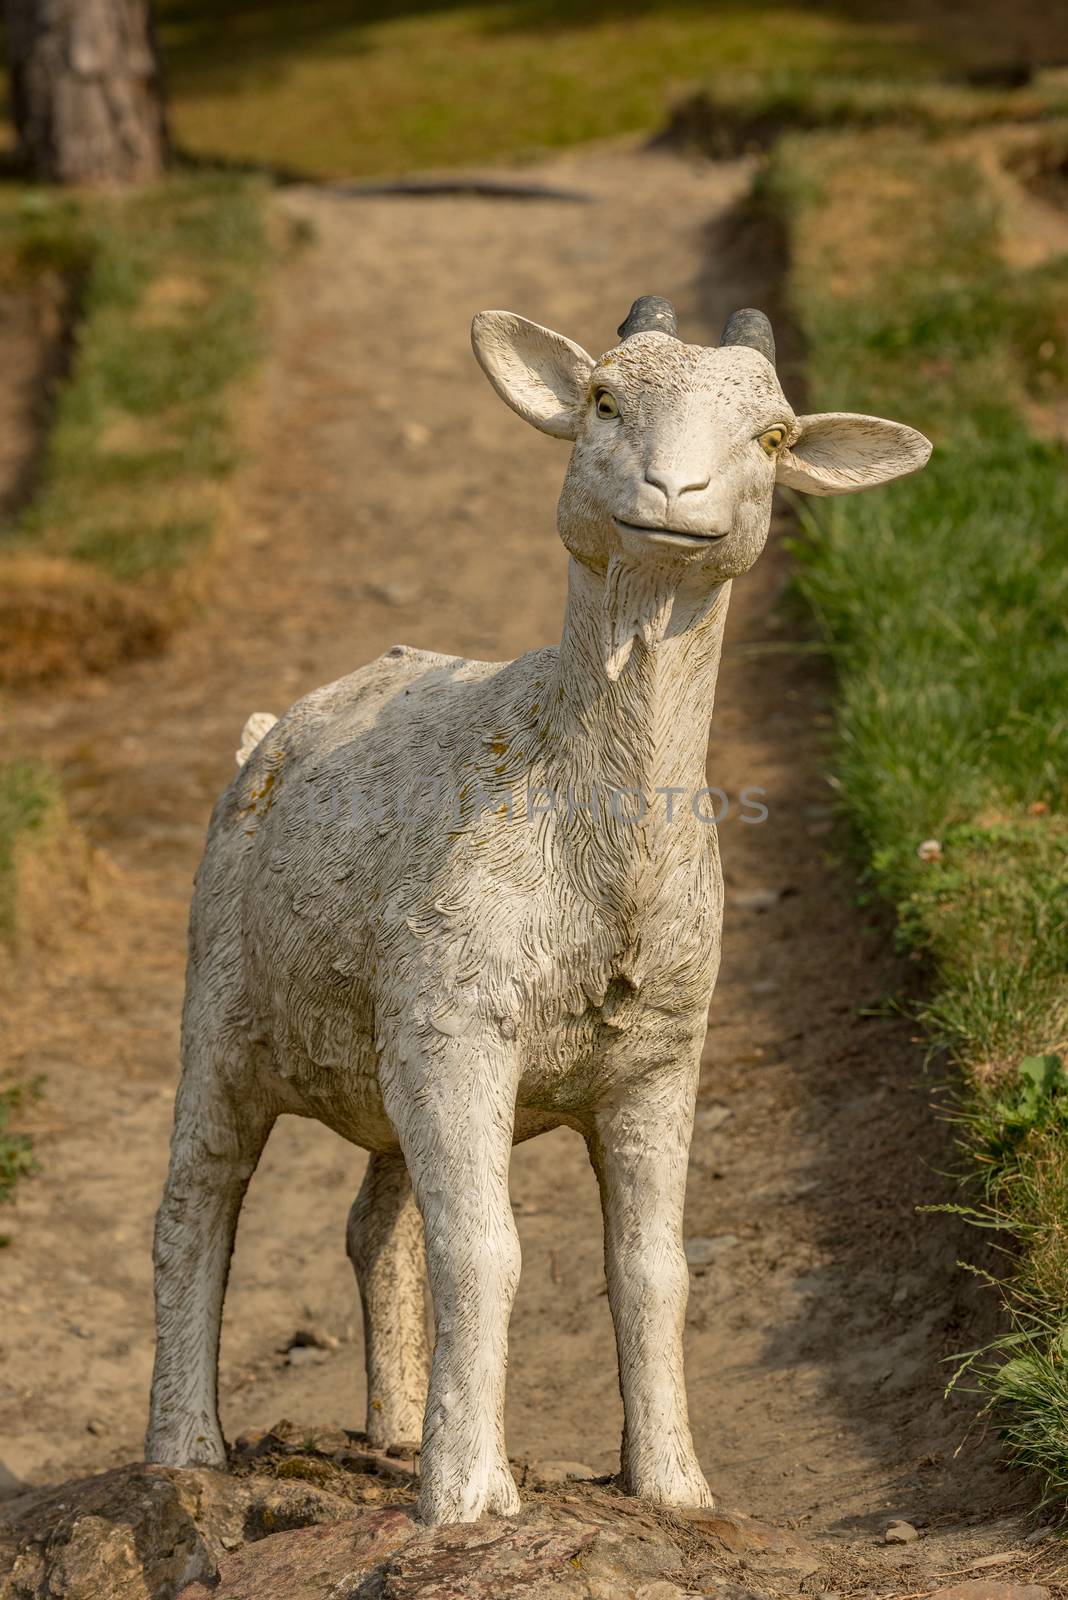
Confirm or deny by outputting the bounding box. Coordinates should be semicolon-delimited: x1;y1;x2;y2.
0;143;1051;1587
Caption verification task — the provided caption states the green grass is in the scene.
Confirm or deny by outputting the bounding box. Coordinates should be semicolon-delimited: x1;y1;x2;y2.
3;1;1065;181
0;756;60;1219
0;759;60;940
150;0;931;177
149;1;1068;178
0;171;267;582
666;72;1068;157
0;1077;41;1238
768;128;1068;1500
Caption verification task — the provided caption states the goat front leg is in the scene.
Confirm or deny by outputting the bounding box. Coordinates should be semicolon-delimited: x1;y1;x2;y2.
347;1150;430;1448
147;1060;274;1467
383;1028;521;1525
587;1054;713;1509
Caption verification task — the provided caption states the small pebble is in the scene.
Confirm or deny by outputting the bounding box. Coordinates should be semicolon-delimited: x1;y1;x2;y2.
684;1234;739;1266
695;1104;733;1133
400;420;431;449
730;888;780;912
285;1327;339;1352
365;579;421;608
884;1519;919;1544
286;1344;329;1367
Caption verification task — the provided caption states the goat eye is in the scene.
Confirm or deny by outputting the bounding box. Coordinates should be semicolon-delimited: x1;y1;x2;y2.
595;390;619;419
758;426;786;454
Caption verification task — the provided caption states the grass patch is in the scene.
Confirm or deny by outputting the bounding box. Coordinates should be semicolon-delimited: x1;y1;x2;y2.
0;1077;41;1236
664;72;1068;158
3;3;1066;180
148;2;1068;179
150;1;932;178
0;172;267;584
769;127;1068;1500
0;759;60;941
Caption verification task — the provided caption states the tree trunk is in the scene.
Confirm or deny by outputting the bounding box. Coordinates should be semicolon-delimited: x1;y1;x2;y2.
4;0;168;184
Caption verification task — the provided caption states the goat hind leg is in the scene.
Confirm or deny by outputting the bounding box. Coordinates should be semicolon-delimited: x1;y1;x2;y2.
347;1151;430;1448
146;1065;274;1467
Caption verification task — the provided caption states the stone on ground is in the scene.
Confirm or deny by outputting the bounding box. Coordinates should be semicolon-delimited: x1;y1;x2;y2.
0;1420;823;1600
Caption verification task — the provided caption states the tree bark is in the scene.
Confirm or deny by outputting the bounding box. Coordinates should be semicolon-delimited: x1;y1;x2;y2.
4;0;168;184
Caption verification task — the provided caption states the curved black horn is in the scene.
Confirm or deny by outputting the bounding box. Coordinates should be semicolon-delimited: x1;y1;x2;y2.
720;307;775;366
617;296;678;340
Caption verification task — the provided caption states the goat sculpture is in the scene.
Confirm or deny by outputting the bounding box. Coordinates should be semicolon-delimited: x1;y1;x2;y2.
147;297;931;1524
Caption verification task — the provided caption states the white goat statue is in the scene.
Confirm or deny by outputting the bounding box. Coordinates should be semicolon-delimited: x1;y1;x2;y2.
147;297;931;1524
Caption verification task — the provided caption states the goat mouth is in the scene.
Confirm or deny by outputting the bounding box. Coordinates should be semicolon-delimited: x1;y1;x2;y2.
613;518;728;548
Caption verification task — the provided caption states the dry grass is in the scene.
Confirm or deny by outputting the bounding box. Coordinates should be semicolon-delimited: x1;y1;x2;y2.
0;172;268;684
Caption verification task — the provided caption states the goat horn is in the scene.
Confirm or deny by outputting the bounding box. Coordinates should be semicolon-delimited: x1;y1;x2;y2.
720;308;775;366
617;296;678;340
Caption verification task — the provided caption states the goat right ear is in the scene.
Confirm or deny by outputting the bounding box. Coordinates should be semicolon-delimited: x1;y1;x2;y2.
472;311;594;440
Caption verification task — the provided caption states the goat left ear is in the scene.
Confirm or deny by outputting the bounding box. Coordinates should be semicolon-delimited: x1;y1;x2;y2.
776;412;932;496
472;311;594;440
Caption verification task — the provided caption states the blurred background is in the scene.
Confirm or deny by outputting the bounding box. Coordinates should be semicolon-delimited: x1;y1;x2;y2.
1;2;1068;1590
5;0;1068;180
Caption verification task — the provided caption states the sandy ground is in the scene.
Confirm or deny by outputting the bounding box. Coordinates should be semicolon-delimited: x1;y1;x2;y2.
0;142;1059;1588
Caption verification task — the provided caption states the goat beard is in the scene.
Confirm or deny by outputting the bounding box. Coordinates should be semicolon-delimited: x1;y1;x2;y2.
600;553;677;681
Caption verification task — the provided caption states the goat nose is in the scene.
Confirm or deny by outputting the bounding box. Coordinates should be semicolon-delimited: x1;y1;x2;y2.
644;464;711;500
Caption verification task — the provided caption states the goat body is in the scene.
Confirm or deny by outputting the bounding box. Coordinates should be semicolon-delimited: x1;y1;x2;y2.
147;299;931;1524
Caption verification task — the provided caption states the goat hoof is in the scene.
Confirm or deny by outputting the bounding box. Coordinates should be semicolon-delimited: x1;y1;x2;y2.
628;1463;714;1510
145;1424;228;1470
417;1461;521;1525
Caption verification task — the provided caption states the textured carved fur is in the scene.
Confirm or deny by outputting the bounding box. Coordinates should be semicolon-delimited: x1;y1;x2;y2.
146;310;931;1524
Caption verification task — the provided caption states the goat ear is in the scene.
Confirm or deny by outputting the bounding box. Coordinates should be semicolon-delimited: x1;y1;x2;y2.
776;412;932;496
472;311;594;440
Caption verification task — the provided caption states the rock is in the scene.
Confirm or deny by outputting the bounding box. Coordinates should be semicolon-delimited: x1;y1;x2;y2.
681;1505;821;1583
285;1344;329;1367
0;1461;366;1600
85;1418;107;1437
184;1481;804;1600
694;1104;733;1133
177;1506;417;1599
684;1234;740;1266
729;888;780;912
929;1584;1050;1600
364;578;422;608
285;1328;340;1353
0;1435;818;1600
884;1519;919;1544
176;1493;689;1600
520;1459;598;1488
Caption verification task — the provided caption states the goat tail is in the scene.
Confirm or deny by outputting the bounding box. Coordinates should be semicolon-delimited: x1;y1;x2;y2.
235;711;278;768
